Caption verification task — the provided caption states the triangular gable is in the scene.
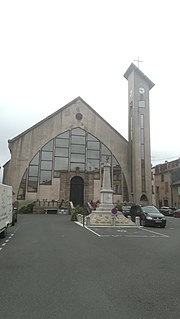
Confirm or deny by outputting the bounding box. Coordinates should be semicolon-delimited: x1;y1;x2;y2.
8;96;128;144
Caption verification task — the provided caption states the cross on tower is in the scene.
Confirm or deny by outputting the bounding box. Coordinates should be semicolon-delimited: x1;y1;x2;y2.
133;56;143;68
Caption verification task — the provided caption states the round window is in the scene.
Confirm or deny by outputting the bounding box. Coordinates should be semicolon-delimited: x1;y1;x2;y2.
76;113;83;120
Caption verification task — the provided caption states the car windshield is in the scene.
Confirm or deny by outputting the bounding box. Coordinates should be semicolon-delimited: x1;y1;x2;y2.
142;206;160;214
122;206;131;210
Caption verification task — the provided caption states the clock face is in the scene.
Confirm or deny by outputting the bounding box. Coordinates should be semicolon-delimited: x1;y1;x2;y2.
139;87;145;94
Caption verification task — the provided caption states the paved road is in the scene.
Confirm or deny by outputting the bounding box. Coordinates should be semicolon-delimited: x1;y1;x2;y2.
0;214;180;319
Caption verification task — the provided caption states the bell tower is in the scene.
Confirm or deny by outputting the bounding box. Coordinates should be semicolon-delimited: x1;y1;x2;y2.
124;63;155;205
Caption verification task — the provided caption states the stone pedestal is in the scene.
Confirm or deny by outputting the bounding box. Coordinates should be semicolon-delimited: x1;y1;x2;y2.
88;161;116;225
88;211;134;226
95;162;114;214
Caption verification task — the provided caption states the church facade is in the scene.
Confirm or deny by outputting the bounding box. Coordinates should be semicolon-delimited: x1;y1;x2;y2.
3;63;154;208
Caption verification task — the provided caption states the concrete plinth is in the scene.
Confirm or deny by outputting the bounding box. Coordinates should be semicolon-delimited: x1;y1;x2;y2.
88;211;134;226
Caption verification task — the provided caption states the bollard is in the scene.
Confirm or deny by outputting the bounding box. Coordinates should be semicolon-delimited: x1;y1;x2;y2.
135;216;140;226
112;215;116;226
86;216;90;226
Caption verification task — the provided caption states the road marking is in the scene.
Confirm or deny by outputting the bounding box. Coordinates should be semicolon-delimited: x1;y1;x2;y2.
0;232;15;252
117;230;127;232
84;226;101;237
88;227;168;238
75;222;101;236
141;228;169;237
76;222;169;238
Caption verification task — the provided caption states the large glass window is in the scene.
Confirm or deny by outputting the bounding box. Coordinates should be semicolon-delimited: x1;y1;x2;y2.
71;135;85;144
70;163;85;171
41;161;52;170
87;160;99;171
54;157;68;171
56;131;70;138
87;133;97;141
55;148;69;157
39;142;53;184
71;154;85;163
27;152;40;192
72;128;85;135
71;145;85;153
17;170;27;199
54;132;69;176
28;176;38;192
30;153;39;165
42;140;53;151
40;171;52;185
21;127;128;201
42;151;53;160
113;157;122;194
28;166;39;176
87;141;100;150
55;139;69;147
101;144;111;165
87;150;99;159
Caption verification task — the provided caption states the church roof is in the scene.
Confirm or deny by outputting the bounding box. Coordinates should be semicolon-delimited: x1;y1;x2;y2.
8;96;128;144
124;63;155;90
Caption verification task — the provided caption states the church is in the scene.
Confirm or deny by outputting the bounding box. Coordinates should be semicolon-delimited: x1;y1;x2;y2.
3;63;154;209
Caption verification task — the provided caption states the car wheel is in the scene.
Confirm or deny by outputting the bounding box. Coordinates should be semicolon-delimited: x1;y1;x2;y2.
161;224;166;228
0;227;7;238
12;216;15;226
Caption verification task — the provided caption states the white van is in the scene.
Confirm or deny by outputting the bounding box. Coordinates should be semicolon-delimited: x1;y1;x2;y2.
0;184;13;238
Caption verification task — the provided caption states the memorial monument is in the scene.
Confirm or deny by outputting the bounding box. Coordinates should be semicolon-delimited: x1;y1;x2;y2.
88;157;134;226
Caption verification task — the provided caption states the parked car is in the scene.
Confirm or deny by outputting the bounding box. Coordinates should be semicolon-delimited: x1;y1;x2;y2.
159;206;173;216
130;205;166;228
122;205;131;217
173;209;180;218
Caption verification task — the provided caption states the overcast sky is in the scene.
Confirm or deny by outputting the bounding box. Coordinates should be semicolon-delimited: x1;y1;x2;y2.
1;0;180;181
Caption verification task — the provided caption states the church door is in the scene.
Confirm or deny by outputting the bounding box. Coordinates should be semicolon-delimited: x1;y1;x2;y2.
70;176;84;207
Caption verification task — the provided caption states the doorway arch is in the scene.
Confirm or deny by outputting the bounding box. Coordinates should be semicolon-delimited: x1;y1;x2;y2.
70;176;84;207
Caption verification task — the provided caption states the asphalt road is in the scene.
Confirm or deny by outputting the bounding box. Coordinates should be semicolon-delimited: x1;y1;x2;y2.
0;214;180;319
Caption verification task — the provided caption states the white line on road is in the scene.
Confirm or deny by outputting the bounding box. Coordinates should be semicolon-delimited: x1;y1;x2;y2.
75;221;101;236
84;226;101;237
140;228;169;237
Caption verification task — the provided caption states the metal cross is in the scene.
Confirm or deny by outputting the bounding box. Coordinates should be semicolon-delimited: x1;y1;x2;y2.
134;56;143;68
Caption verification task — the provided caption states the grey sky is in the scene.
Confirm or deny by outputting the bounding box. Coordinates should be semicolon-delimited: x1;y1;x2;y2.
1;0;180;181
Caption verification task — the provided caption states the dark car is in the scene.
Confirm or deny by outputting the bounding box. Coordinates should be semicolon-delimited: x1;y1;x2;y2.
173;209;180;218
130;205;166;228
159;206;173;216
122;205;131;217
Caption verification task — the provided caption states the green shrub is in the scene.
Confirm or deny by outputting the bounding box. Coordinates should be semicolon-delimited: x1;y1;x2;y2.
71;205;84;221
71;212;78;221
115;201;123;212
19;203;34;214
